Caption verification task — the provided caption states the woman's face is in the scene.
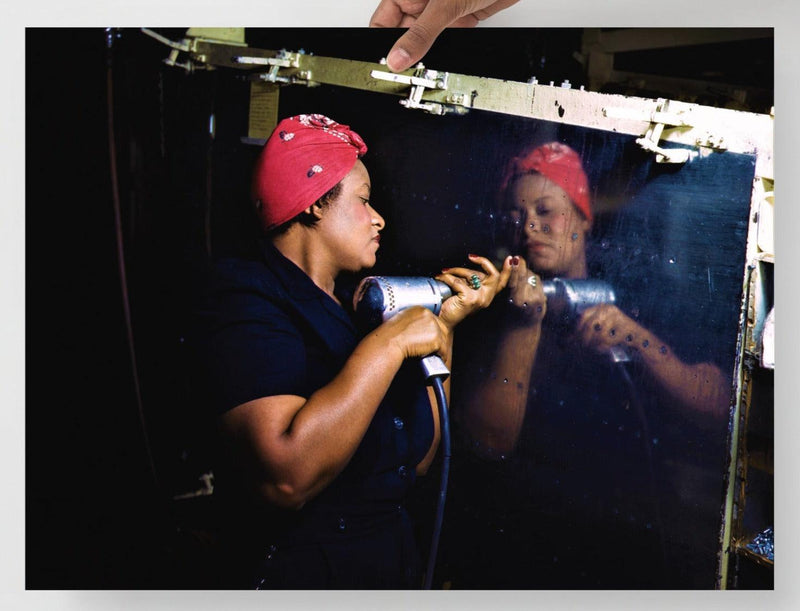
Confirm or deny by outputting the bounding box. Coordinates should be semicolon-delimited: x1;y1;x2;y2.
507;173;591;279
318;160;385;272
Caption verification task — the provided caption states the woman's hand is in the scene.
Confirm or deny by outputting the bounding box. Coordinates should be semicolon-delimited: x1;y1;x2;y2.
575;303;645;357
379;304;452;362
504;255;547;326
434;253;512;329
370;0;520;72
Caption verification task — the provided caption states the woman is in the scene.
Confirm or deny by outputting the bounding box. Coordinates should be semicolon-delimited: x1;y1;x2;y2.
445;141;730;588
192;114;510;589
463;141;729;455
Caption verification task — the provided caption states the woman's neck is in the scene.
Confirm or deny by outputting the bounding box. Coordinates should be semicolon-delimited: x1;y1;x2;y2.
272;231;339;300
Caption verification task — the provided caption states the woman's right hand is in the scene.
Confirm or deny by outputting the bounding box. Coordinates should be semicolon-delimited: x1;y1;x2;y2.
505;255;547;325
379;305;451;363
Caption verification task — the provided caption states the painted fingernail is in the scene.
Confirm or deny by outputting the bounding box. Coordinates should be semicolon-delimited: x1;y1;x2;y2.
468;253;478;258
512;256;520;265
441;268;450;273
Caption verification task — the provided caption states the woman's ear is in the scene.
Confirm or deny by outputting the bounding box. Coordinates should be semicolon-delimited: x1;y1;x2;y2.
305;201;325;221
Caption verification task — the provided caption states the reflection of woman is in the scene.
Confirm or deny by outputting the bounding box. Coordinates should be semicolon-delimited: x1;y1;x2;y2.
192;114;509;589
463;142;728;455
445;142;730;588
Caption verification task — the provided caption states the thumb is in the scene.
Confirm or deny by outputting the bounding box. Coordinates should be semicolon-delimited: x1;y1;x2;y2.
497;256;513;291
386;2;459;72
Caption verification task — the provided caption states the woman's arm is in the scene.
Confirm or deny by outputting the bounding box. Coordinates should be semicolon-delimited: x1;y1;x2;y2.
575;304;730;419
219;306;448;509
416;253;512;473
460;256;546;456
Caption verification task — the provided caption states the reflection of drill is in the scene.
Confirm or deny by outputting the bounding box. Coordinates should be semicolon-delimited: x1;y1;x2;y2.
543;278;629;362
543;278;616;322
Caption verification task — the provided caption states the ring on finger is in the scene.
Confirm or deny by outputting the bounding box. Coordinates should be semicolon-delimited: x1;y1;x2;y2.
469;274;482;290
527;275;538;288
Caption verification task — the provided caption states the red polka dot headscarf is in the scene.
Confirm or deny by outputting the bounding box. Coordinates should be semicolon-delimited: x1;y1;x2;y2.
252;114;368;231
499;142;592;222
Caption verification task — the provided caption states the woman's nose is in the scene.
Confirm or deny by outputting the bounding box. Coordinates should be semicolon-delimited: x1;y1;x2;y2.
370;205;385;230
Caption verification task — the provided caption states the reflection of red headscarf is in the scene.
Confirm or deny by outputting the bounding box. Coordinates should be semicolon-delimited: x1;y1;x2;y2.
500;142;592;222
252;114;368;230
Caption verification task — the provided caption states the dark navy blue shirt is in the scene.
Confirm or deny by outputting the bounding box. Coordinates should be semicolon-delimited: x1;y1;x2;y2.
192;240;434;586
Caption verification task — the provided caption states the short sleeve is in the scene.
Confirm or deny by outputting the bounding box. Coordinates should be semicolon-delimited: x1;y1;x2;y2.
192;264;309;415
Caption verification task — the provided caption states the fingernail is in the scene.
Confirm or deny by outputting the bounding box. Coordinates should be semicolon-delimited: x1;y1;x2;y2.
512;256;520;265
387;48;411;72
468;253;478;258
442;268;450;273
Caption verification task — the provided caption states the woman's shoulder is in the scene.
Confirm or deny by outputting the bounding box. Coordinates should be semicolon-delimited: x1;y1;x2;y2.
205;255;284;298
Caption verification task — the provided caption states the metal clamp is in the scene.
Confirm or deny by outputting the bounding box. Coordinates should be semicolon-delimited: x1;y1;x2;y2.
604;99;712;163
233;48;300;68
371;62;456;115
233;50;315;85
615;99;696;163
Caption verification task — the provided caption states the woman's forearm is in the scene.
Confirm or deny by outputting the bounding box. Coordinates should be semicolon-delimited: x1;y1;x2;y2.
635;339;730;419
462;324;541;455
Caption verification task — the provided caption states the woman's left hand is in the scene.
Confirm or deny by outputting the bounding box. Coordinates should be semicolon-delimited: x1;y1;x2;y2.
435;254;512;329
575;303;646;357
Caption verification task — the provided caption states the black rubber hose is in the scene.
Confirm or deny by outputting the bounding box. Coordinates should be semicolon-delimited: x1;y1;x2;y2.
423;375;450;590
